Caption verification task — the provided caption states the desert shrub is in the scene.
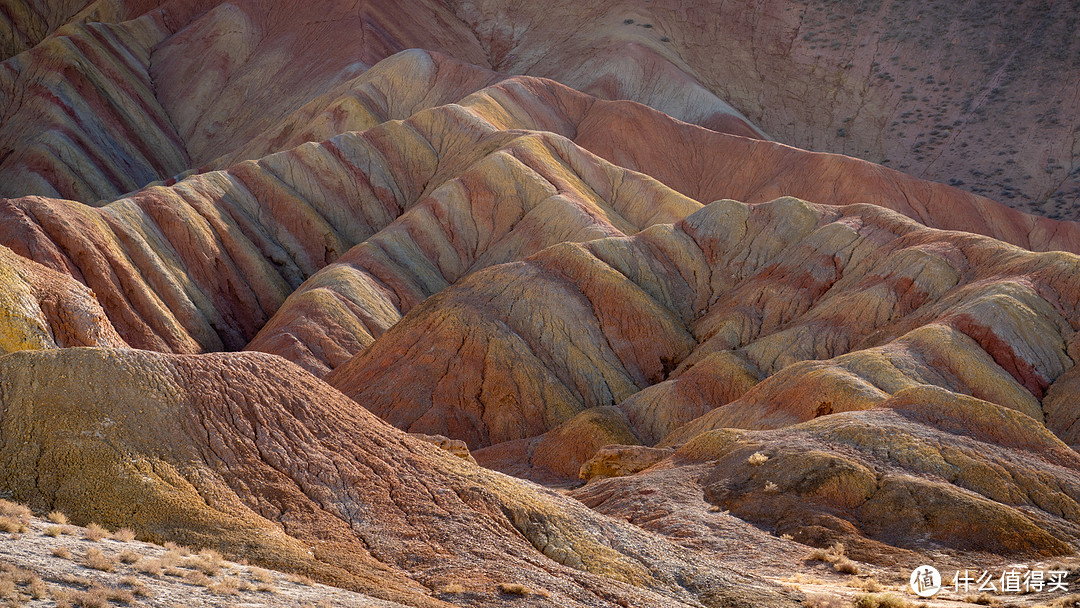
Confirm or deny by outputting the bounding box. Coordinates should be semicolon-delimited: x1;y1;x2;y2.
82;547;115;572
834;557;861;575
82;523;108;542
499;583;531;595
804;594;846;608
853;593;912;608
748;452;769;466
0;516;27;533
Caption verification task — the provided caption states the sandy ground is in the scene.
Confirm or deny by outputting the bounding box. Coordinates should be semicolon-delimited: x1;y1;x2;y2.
0;517;408;607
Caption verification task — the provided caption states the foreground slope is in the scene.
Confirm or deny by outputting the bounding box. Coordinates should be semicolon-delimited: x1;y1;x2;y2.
0;347;798;608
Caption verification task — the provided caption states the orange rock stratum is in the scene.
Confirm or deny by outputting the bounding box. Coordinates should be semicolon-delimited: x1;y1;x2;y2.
1;2;1079;607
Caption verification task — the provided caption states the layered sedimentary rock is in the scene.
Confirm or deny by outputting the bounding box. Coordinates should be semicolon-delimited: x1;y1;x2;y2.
576;386;1080;560
446;0;1080;218
2;0;1080;593
0;346;798;608
325;197;1080;555
0;244;125;353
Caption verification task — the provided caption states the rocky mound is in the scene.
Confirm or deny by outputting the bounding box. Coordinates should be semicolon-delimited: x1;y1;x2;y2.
0;346;798;607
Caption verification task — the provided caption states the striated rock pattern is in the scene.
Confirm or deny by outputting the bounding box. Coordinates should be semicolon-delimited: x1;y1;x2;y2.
326;196;1080;555
446;0;1080;218
0;244;125;353
0;347;798;608
2;0;1080;596
577;386;1080;559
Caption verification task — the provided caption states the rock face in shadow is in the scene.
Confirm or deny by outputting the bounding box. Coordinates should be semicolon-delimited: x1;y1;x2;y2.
0;347;799;608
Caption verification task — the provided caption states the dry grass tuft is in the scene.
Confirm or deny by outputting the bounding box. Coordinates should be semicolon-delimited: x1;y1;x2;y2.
82;547;115;572
804;594;847;608
187;549;224;576
27;575;48;599
183;570;212;587
763;481;779;492
441;582;466;594
137;559;164;577
0;516;27;533
256;582;278;593
45;525;63;537
499;582;534;596
112;528;136;542
163;542;190;556
82;523;109;542
833;556;861;575
47;511;68;525
118;575;150;597
101;585;135;604
117;549;140;564
208;577;241;595
807;542;845;563
860;578;884;592
251;567;274;584
51;546;72;560
747;452;769;466
852;593;915;608
1052;594;1080;608
0;500;31;521
286;573;314;586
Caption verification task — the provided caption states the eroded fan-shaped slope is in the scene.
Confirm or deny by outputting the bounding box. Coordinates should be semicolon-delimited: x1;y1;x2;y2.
0;346;798;608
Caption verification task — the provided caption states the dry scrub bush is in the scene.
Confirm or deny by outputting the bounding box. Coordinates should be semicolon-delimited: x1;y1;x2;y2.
747;452;769;466
808;542;845;563
0;516;27;533
118;575;150;597
187;549;224;576
134;559;162;576
208;577;241;595
498;582;550;597
804;594;846;608
45;525;63;537
112;528;136;542
441;583;466;594
834;557;861;575
82;523;108;542
51;546;72;560
1052;594;1080;608
853;593;915;608
860;578;884;592
82;547;115;572
117;549;140;564
184;570;212;587
163;542;190;556
47;511;68;525
286;573;314;586
256;582;278;593
0;500;31;521
251;567;274;584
